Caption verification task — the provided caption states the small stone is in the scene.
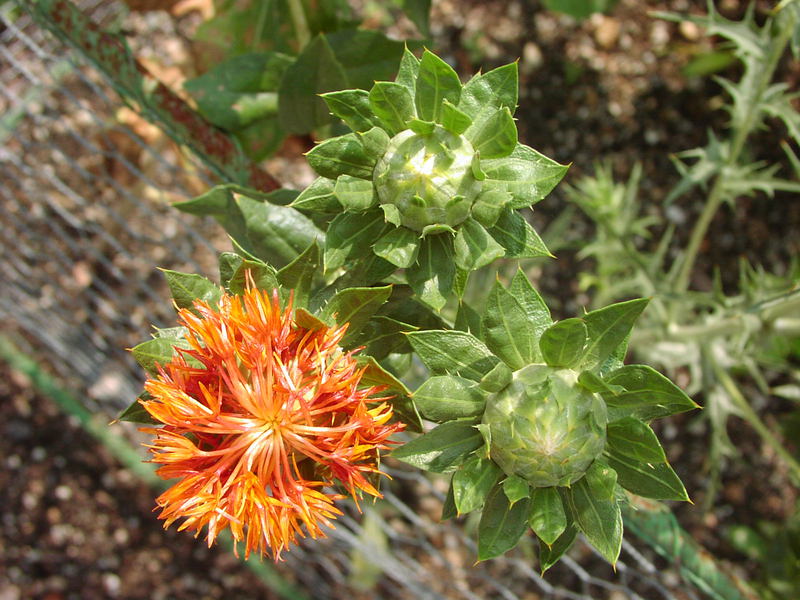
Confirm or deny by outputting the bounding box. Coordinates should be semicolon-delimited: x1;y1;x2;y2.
595;16;621;50
679;20;701;41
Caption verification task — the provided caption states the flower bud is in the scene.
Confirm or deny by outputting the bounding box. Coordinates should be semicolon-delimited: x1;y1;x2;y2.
373;126;481;231
483;364;607;488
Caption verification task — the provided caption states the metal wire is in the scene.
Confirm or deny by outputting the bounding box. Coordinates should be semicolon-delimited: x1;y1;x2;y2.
0;2;707;598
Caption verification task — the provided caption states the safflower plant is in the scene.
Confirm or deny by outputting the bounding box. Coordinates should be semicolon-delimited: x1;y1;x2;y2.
121;48;698;569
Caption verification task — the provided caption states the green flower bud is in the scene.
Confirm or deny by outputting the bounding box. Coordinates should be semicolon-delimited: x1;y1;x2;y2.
483;364;607;488
373;126;481;231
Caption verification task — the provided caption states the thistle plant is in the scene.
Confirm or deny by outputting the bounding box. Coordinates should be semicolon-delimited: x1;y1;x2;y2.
292;48;566;310
123;47;699;570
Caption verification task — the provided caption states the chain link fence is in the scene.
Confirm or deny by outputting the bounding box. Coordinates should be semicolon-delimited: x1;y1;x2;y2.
0;1;737;598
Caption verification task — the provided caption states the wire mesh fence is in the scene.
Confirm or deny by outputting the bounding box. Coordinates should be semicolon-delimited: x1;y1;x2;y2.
0;1;723;598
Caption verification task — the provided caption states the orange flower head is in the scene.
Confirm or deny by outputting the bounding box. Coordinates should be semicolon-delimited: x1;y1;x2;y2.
140;286;404;559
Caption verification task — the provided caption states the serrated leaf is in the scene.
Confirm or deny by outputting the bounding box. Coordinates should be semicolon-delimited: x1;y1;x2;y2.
458;62;518;120
307;133;376;180
464;107;517;159
278;34;348;134
529;487;567;547
606;454;689;501
487;209;551;258
539;524;577;574
321;285;393;342
373;227;420;268
413;375;487;422
321;89;382;132
581;298;649;369
453;218;506;271
440;99;472;135
482;143;568;208
482;279;538;370
162;270;221;311
455;300;482;337
471;189;512;228
478;484;532;560
396;47;420;93
354;355;422;432
391;421;482;472
539;318;588;369
325;210;388;271
503;475;531;505
510;269;552;339
602;364;700;421
131;338;187;375
607;417;667;463
226;258;280;295
291;177;341;213
369;81;415;135
564;479;623;565
406;235;455;311
407;329;501;382
453;456;503;515
334;175;378;212
415;50;462;122
478;360;513;393
356;315;416;359
276;240;319;307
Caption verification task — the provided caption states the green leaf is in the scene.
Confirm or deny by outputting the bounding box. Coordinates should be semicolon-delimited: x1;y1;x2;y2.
482;279;539;370
455;300;482;337
295;307;328;332
355;315;416;360
406;235;455;311
278;34;348;134
564;478;623;565
453;218;506;271
583;460;618;502
452;456;503;515
529;487;567;547
326;29;406;91
539;318;588;369
369;81;415;135
581;298;650;369
391;421;482;472
510;269;552;338
482;143;569;208
306;133;376;180
407;329;501;382
234;116;284;161
291;177;341;213
334;175;378;212
464;107;517;159
539;524;577;574
357;126;390;159
162;270;221;311
354;355;422;432
607;417;667;463
503;475;531;505
439;99;472;135
459;62;519;120
117;395;159;425
602;365;700;421
606;453;689;501
407;118;436;134
487;209;551;258
184;51;291;131
373;227;420;268
321;89;382;132
478;484;532;560
226;257;280;295
471;189;512;229
442;477;457;520
325;210;387;271
321;285;393;342
415;50;462;122
131;338;186;375
577;370;622;395
478;360;513;393
413;375;487;422
395;47;420;94
276;240;320;307
400;0;431;36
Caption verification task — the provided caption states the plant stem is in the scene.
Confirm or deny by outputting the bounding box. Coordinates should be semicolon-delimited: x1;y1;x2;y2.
712;359;800;485
673;16;793;292
286;0;311;51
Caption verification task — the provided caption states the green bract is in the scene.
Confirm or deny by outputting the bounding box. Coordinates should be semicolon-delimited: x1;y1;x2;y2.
295;48;568;310
484;365;607;488
394;270;699;568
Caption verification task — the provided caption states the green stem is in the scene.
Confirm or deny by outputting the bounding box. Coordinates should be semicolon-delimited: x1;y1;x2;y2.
711;358;800;485
673;16;793;292
286;0;312;51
